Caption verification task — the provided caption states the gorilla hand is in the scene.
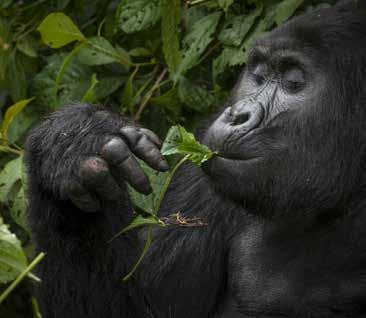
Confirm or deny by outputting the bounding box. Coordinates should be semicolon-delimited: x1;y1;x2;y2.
25;104;169;213
75;127;169;212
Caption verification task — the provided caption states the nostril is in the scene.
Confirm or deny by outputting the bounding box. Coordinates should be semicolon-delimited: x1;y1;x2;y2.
232;112;250;125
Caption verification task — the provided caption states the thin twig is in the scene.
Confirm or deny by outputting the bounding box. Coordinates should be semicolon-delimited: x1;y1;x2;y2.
134;68;168;121
162;212;208;227
187;0;211;6
197;41;221;66
0;253;45;304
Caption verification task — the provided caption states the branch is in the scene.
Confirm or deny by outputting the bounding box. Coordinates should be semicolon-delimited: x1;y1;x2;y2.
134;68;168;121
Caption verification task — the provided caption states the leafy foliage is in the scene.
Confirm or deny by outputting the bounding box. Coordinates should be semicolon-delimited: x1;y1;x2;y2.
0;0;337;315
0;217;28;284
162;125;216;165
121;125;216;280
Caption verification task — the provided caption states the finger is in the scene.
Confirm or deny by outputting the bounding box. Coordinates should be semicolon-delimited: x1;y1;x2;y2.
79;156;124;201
120;127;162;148
133;134;169;171
100;138;152;195
140;128;162;147
119;128;169;172
65;179;100;213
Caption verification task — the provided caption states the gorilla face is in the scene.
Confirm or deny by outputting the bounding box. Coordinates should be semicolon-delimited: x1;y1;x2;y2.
204;3;366;215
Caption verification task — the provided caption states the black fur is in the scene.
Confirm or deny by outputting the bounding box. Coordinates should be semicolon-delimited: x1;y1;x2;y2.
26;1;366;317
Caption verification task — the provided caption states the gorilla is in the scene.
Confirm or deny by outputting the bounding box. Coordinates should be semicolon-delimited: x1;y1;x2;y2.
25;1;366;317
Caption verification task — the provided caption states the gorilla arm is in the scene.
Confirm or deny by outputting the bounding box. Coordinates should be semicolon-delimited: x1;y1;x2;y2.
25;104;233;317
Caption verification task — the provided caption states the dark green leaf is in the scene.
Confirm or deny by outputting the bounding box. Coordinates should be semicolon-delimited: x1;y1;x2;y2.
8;52;27;102
218;0;234;12
0;98;34;140
179;12;221;75
16;36;38;58
151;88;181;114
129;47;152;57
0;156;22;203
117;0;161;34
161;0;182;76
178;77;214;113
213;46;247;80
82;74;99;103
110;215;163;240
0;217;28;284
162;125;216;166
275;0;305;25
218;5;263;47
128;159;169;214
78;37;123;65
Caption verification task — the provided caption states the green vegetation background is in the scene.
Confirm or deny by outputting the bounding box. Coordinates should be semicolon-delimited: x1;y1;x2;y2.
0;0;336;316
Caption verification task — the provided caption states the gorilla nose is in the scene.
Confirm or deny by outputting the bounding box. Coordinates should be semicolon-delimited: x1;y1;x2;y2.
229;101;264;130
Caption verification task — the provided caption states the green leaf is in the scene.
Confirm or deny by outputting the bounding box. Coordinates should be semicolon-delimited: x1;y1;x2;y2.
110;214;163;241
129;47;152;57
178;77;214;113
95;76;125;101
0;156;23;203
8;52;27;102
162;125;216;166
16;35;38;58
0;217;28;284
218;0;234;12
240;4;281;61
274;0;304;25
178;12;221;75
151;88;181;114
37;12;85;48
0;252;44;303
9;159;29;232
218;5;263;47
117;0;161;34
7;109;40;144
121;70;136;113
128;159;169;214
31;53;92;109
0;19;11;80
213;46;247;80
161;0;182;75
54;43;85;98
82;74;99;103
78;37;122;65
9;187;28;232
0;0;13;9
0;98;34;139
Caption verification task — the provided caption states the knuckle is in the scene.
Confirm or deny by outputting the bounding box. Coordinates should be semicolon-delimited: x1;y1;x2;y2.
80;157;109;179
101;137;130;164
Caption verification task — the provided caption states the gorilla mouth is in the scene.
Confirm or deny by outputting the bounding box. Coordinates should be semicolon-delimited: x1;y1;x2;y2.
215;129;263;162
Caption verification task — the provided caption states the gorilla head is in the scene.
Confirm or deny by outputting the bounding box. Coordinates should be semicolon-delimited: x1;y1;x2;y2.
204;1;366;216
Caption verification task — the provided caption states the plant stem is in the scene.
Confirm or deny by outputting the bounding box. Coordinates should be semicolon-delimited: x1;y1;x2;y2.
88;41;130;66
31;297;42;318
187;0;211;6
134;68;168;121
0;145;23;155
122;226;153;281
153;156;189;214
122;156;188;281
53;43;85;99
0;252;45;304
